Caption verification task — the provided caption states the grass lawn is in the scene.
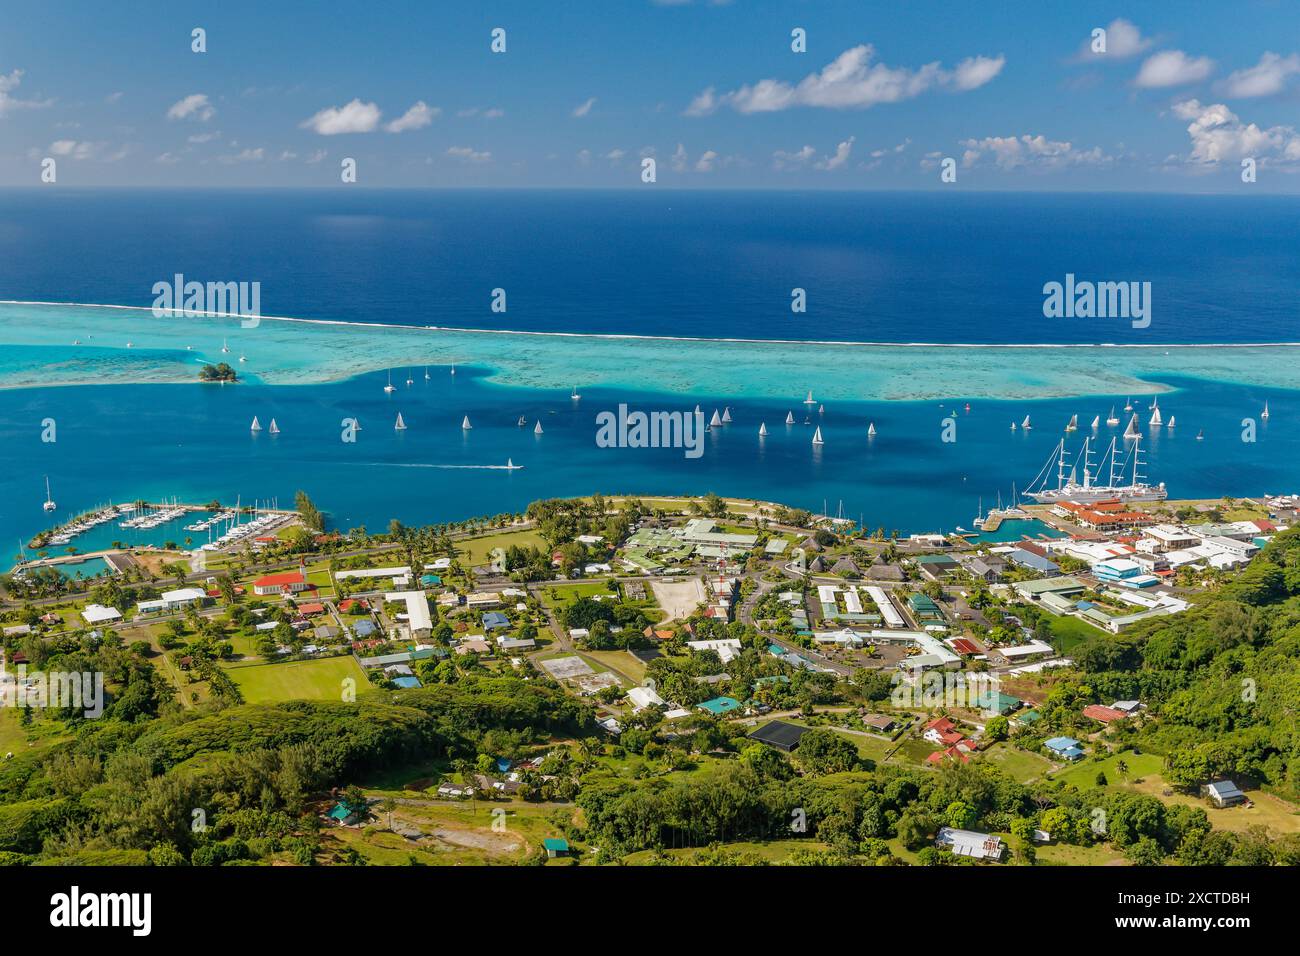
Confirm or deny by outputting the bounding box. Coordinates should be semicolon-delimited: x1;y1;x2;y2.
0;709;72;756
982;743;1055;782
1034;842;1130;865
1055;750;1163;789
538;580;617;608
582;649;646;684
621;838;825;864
1127;774;1300;834
1042;611;1108;654
323;799;573;866
224;655;368;702
455;529;547;566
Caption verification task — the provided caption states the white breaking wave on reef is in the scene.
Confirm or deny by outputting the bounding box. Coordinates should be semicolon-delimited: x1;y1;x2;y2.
3;300;1300;402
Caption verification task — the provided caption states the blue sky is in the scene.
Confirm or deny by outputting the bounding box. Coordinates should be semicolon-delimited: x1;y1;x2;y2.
2;0;1299;189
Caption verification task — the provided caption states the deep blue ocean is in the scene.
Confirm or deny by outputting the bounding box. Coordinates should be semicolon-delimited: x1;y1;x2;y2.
2;189;1297;344
1;190;1296;551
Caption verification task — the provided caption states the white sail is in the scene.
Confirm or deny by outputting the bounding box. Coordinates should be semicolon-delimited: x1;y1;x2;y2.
1262;401;1270;420
450;364;456;375
1066;414;1078;431
812;426;824;445
785;411;795;424
709;409;723;427
1010;421;1017;430
758;423;768;437
1124;397;1132;411
405;372;413;385
804;390;816;404
818;404;824;414
1022;415;1032;429
507;458;518;470
43;476;56;512
1196;429;1204;440
534;420;543;435
395;413;406;430
384;371;395;393
250;416;262;431
1167;415;1176;428
268;419;279;434
462;415;472;430
722;407;732;423
1149;406;1163;426
1090;415;1100;429
1124;413;1140;438
424;367;430;380
868;422;877;437
571;386;581;399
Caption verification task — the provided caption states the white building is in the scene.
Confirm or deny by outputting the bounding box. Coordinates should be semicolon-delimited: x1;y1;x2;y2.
384;591;433;639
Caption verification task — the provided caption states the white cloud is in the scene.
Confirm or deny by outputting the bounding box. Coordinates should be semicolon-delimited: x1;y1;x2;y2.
572;97;597;118
1171;98;1300;166
300;99;382;135
695;149;718;172
446;145;491;164
1076;19;1152;61
305;149;327;164
187;131;220;144
960;134;1111;170
218;147;265;163
670;143;688;172
1220;52;1300;98
604;148;626;162
105;91;123;104
815;136;855;170
166;93;214;122
1135;50;1214;88
385;100;438;133
47;140;127;162
772;144;816;169
0;68;52;115
483;108;504;119
688;45;1004;115
155;152;180;165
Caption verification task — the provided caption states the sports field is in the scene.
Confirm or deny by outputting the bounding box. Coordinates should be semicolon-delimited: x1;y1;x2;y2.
224;655;369;703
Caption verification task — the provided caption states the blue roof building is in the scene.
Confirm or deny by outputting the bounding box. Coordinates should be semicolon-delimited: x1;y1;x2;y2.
352;619;377;638
1044;736;1084;761
481;611;510;631
390;676;422;689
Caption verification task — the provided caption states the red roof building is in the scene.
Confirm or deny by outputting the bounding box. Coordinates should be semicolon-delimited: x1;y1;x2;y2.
253;568;309;596
1082;703;1127;724
949;638;979;656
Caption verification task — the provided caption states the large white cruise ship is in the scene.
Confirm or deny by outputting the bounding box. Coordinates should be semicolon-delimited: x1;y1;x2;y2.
1024;434;1167;504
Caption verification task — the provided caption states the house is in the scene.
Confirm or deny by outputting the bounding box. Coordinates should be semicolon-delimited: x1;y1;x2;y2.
1045;736;1084;761
390;675;422;689
543;837;571;858
481;611;510;631
1006;549;1060;576
923;717;965;747
352;619;377;638
965;557;1005;583
927;746;970;765
81;604;121;625
384;591;433;640
1202;780;1248;808
253;568;310;596
1082;703;1127;724
936;827;1004;861
697;696;742;716
326;802;360;826
862;714;897;732
915;554;960;581
626;685;665;711
748;720;810;752
975;690;1022;715
455;637;491;655
465;592;501;608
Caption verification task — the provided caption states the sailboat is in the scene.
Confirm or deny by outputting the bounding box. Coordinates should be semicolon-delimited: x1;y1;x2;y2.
709;409;723;428
43;476;56;513
1148;400;1163;427
1065;414;1078;432
1124;413;1140;438
239;354;247;363
505;458;522;470
571;386;581;400
394;413;407;431
405;371;414;386
534;420;543;435
1262;401;1270;421
1022;415;1032;430
462;415;472;430
424;367;431;380
221;339;230;354
818;404;825;415
1167;415;1176;429
1196;429;1204;441
811;426;824;445
1090;415;1100;430
268;419;280;435
1124;396;1132;412
517;415;527;427
721;407;732;423
803;390;816;405
758;423;768;437
250;416;262;432
1010;421;1017;431
1106;406;1119;426
785;411;795;425
450;364;456;376
384;371;396;394
867;422;877;437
